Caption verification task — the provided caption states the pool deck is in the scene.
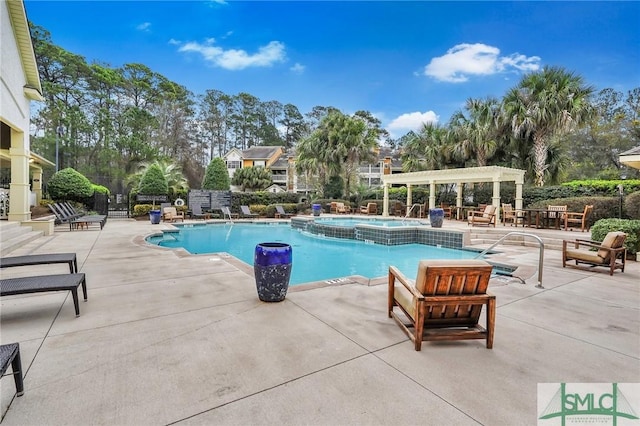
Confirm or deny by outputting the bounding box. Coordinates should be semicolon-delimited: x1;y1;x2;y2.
1;217;639;424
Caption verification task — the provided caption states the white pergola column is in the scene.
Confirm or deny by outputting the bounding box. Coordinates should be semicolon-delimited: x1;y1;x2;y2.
515;176;524;211
382;183;389;217
456;184;464;219
492;179;501;223
406;184;412;215
32;168;43;203
429;181;436;210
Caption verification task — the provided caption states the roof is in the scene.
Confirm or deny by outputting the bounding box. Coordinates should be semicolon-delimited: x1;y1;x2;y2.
6;0;43;101
620;145;640;170
242;146;283;160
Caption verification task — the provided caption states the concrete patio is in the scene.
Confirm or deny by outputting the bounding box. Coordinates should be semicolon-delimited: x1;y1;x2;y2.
1;218;639;425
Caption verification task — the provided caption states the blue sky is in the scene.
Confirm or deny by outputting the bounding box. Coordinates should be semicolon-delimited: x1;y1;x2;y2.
25;1;640;139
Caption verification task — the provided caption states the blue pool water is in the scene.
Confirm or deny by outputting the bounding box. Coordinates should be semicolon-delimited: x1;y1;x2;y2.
146;223;479;285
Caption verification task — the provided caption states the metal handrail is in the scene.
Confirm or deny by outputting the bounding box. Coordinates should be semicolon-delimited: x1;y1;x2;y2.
402;204;423;225
473;231;545;288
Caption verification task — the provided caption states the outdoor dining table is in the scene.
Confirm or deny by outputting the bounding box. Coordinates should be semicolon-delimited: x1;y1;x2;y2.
521;208;564;229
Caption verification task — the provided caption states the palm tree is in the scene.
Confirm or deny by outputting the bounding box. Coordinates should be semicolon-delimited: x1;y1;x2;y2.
127;159;189;195
449;97;500;167
503;66;594;186
401;123;451;171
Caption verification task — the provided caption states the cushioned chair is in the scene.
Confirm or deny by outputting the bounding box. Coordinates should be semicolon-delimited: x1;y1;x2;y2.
240;205;258;218
467;205;496;227
163;207;185;222
388;259;495;351
502;203;523;226
360;202;377;215
440;203;452;219
336;202;350;214
564;205;593;232
562;231;627;276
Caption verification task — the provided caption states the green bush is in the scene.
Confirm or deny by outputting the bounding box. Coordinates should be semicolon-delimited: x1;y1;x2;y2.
47;168;94;201
202;158;230;190
264;203;298;218
138;164;168;196
625;191;640;220
133;204;155;217
562;179;640;195
92;184;111;195
590;218;640;255
528;196;621;227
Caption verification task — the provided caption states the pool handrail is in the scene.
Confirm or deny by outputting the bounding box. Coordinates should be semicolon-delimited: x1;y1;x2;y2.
473;231;544;289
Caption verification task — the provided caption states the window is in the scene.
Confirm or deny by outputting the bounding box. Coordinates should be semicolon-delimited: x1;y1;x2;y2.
227;161;241;169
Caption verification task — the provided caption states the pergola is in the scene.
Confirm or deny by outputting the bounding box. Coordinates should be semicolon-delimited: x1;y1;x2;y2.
380;166;526;222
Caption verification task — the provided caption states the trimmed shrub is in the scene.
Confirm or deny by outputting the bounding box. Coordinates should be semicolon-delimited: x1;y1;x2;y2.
138;164;168;196
528;196;621;228
92;184;111;195
47;168;94;201
590;218;640;255
202;158;230;190
625;191;640;220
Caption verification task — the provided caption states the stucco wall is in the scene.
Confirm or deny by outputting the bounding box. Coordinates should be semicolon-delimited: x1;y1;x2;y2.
0;1;31;140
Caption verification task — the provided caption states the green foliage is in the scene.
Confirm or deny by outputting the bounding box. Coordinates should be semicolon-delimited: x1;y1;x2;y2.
92;184;110;195
562;179;640;195
231;166;272;191
138;164;168;195
324;176;344;199
202;158;230;190
264;203;298;218
229;191;299;211
625;191;640;220
590;218;640;255
133;204;155;217
47;167;94;201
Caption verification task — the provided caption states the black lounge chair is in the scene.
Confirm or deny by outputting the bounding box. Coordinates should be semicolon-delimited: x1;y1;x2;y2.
191;204;211;220
49;203;106;230
0;343;24;397
1;253;77;273
1;273;88;316
62;202;107;230
274;205;293;218
240;205;258;218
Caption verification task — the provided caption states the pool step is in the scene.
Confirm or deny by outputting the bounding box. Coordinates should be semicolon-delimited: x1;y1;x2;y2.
0;221;44;256
468;228;565;251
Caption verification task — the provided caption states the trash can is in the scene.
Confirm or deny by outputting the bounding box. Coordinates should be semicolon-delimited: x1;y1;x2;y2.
149;209;162;224
312;204;322;216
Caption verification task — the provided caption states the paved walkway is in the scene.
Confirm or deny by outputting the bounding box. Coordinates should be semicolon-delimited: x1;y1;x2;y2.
1;219;639;425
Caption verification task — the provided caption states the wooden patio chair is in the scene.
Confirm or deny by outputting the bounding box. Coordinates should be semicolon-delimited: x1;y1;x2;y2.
467;204;496;227
388;259;495;351
360;202;377;215
546;205;567;229
501;203;523;226
440;203;452;219
162;206;185;222
564;204;593;232
336;202;350;214
562;231;627;276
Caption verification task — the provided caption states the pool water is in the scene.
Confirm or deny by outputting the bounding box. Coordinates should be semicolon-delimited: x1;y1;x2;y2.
147;223;479;285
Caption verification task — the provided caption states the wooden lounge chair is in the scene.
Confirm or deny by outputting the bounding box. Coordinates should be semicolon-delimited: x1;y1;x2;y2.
275;205;293;218
562;231;627;276
1;253;77;273
1;273;88;316
163;206;185;222
240;205;258;218
564;204;593;232
388;259;495;351
0;343;24;397
467;205;496;227
336;202;350;214
360;202;377;215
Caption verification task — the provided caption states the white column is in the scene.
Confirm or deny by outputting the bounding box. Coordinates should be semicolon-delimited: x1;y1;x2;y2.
492;179;501;224
429;182;436;210
456;183;464;219
382;183;389;217
32;168;43;204
515;176;524;211
406;184;412;216
8;128;31;222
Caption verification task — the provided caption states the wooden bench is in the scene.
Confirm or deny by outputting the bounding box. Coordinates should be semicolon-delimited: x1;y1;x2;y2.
1;253;78;273
1;273;87;316
0;343;24;396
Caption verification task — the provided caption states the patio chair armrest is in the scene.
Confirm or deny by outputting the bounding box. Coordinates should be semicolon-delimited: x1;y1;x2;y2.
426;294;495;304
388;266;424;300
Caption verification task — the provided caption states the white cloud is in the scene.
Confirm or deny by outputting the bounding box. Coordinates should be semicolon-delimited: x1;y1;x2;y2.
290;63;305;74
136;22;151;32
168;38;181;45
178;40;286;70
424;43;540;83
387;111;439;138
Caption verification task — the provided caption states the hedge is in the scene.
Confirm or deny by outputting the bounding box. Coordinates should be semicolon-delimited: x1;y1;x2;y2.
590;218;640;255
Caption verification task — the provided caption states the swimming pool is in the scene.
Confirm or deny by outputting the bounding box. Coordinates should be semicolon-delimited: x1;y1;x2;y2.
146;223;480;285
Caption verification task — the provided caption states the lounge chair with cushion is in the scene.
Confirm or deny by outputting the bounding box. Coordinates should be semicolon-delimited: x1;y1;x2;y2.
191;204;211;220
336;202;350;214
240;205;258;218
388;259;495;351
467;204;497;227
562;231;627;275
0;343;24;397
163;207;185;222
275;205;293;218
564;204;593;232
360;202;377;215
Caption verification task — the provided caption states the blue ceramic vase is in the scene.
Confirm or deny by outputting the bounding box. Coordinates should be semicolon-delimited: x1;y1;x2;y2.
254;242;292;302
429;208;444;228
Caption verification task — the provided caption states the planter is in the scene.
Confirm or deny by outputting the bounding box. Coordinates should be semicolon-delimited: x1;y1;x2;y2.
149;209;162;224
312;204;322;216
254;242;292;302
429;208;444;228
